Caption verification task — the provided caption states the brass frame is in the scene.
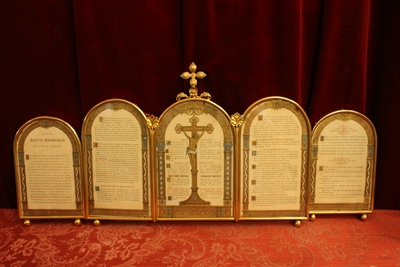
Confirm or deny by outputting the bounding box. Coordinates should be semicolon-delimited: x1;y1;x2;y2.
13;116;84;220
309;110;377;216
12;61;377;224
81;99;153;221
155;98;235;221
238;96;311;222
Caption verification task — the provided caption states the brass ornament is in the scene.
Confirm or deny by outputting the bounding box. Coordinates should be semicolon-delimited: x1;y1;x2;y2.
294;220;302;227
335;112;353;122
178;62;211;100
176;92;188;101
199;92;212;100
230;112;244;128
105;102;125;112
146;115;159;130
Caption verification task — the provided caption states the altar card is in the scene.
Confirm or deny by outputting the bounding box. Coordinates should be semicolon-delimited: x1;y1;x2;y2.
309;110;377;215
13;117;84;219
155;98;235;220
82;99;152;220
239;97;311;221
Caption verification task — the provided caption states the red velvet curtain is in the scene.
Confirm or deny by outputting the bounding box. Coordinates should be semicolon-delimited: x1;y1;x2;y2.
1;0;399;209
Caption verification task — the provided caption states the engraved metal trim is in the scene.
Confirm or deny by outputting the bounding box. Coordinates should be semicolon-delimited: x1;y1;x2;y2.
239;96;311;220
156;98;235;220
13;116;84;219
81;99;152;220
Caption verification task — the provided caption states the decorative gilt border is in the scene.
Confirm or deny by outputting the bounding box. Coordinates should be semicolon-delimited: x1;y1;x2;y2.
13;116;84;219
239;97;311;220
155;98;235;220
309;110;377;214
81;99;152;220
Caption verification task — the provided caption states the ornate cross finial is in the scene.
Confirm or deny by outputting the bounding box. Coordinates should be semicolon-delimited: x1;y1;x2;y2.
180;62;207;99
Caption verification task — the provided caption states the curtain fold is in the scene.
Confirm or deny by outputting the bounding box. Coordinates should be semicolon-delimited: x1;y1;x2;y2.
73;0;184;116
0;0;82;208
309;0;372;123
182;0;322;113
1;0;399;209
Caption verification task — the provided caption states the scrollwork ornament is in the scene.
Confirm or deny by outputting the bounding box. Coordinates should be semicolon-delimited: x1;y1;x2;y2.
335;113;353;122
199;92;212;100
175;123;182;134
230;112;244;128
146;115;159;130
176;92;189;101
183;102;205;116
40;119;56;129
270;100;284;110
105;102;124;111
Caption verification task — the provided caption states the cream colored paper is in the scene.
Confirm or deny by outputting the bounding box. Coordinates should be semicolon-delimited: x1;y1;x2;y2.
315;120;367;203
247;108;302;211
91;108;143;210
164;113;224;206
24;127;75;210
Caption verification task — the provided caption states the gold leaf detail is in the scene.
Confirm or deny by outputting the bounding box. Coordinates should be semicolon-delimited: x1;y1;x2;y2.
230;112;244;128
146;115;159;130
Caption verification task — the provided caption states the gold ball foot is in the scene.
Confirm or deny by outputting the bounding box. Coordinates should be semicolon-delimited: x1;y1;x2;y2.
294;220;302;227
23;219;31;227
360;214;368;221
93;220;101;226
310;214;316;222
74;219;82;226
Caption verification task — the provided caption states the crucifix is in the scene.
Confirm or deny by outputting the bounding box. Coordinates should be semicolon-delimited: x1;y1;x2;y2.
175;115;214;205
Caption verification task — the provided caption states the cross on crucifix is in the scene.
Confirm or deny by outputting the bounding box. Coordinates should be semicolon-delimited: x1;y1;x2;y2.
180;62;206;98
175;115;214;173
175;115;214;206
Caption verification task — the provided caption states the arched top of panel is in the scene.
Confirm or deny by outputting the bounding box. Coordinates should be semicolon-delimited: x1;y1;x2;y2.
13;116;83;220
15;116;81;153
238;96;311;222
309;109;377;216
241;96;311;136
82;98;149;137
157;97;234;142
312;109;377;147
81;98;153;221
